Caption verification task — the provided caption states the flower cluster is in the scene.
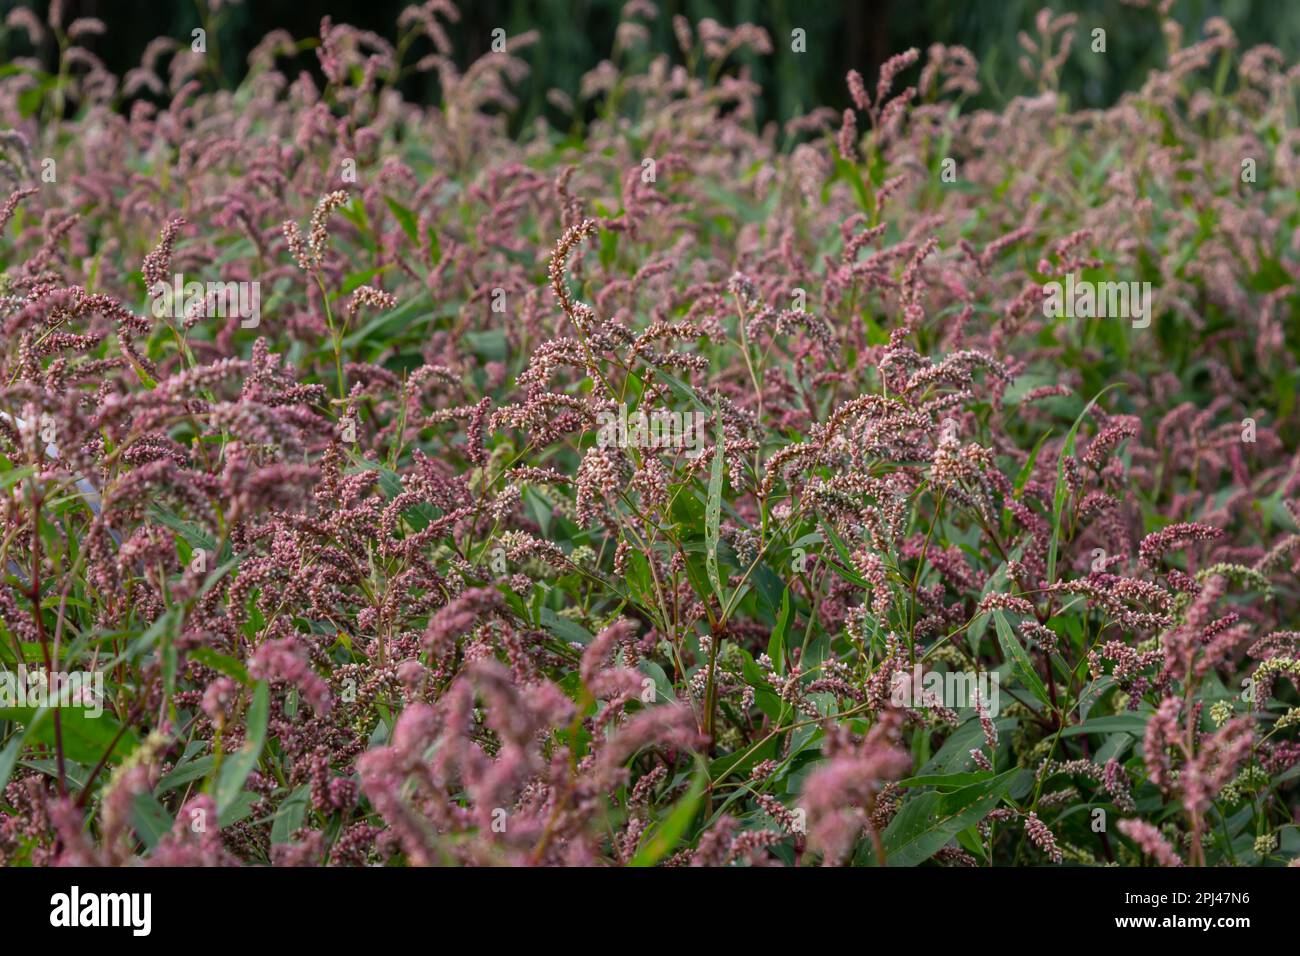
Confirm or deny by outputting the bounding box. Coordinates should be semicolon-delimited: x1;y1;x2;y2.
0;1;1297;868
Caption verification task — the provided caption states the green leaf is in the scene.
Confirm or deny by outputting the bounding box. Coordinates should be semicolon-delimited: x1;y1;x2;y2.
132;791;173;850
740;652;784;720
0;708;49;794
271;784;312;845
1061;712;1152;737
899;771;996;790
18;84;44;119
18;757;89;790
993;610;1051;708
817;518;870;587
360;459;436;530
1014;428;1054;497
882;769;1018;866
214;681;268;816
637;660;675;703
751;562;784;623
125;607;181;665
966;542;1025;656
463;329;508;362
0;706;138;766
341;294;433;349
384;196;420;245
629;758;707;867
189;647;251;686
156;755;215;794
598;228;618;270
147;502;222;557
219;790;259;828
767;588;791;676
0;465;35;490
707;735;778;786
918;716;1017;775
658;372;710;413
1076;676;1115;721
540;607;592;646
1273;762;1300;786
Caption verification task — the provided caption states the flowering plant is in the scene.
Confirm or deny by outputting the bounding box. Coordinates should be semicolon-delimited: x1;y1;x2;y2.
0;0;1298;867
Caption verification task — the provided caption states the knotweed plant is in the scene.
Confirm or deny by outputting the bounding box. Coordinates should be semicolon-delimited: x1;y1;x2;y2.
0;0;1298;867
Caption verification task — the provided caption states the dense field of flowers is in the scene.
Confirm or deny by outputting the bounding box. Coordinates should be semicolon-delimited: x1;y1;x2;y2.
0;0;1298;868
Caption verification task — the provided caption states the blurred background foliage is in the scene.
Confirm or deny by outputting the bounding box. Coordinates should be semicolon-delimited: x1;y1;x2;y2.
3;0;1298;130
